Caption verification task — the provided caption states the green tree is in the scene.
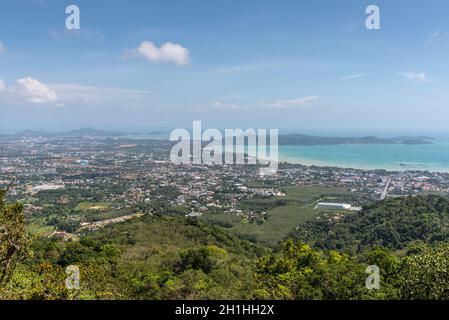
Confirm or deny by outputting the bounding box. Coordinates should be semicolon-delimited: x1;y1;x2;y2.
0;188;32;288
400;243;449;300
254;239;370;300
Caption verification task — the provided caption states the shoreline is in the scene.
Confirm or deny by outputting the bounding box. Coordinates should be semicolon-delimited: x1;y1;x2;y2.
277;153;449;173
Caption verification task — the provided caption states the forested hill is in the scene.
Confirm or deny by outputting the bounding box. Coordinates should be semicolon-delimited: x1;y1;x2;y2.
3;191;449;300
9;215;266;300
291;195;449;253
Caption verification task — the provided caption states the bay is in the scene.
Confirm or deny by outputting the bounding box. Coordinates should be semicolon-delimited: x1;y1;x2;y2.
279;139;449;172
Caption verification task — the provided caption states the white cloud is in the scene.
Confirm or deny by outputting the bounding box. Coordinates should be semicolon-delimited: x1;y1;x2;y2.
0;41;5;53
209;95;319;111
210;60;300;76
401;72;431;82
126;41;190;66
0;78;154;109
50;83;152;106
270;96;319;108
429;30;440;38
340;73;366;81
212;101;241;110
8;77;59;104
211;63;268;75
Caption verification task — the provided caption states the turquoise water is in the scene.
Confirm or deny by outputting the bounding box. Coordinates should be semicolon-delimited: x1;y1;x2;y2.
121;130;449;172
279;140;449;172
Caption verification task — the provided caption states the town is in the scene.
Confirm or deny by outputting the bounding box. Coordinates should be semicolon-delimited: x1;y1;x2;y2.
1;134;449;245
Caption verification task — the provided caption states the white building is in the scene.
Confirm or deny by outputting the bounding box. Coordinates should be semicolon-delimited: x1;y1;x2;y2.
31;183;65;192
315;202;352;210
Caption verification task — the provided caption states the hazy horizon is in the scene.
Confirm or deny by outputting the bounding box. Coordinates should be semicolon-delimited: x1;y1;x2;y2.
3;126;449;139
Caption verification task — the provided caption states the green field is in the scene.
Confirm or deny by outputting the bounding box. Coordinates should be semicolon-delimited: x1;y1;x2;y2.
201;206;319;246
26;222;55;236
279;186;351;205
74;202;111;212
201;186;351;247
85;208;133;222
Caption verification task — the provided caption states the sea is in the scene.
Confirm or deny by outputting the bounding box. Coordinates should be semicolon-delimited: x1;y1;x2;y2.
277;131;449;173
13;128;444;173
119;130;449;173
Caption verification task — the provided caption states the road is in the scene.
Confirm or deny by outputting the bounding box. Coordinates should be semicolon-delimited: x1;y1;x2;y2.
379;177;391;200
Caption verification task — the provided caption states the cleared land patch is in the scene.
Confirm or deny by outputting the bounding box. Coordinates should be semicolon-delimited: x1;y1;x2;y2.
201;186;352;246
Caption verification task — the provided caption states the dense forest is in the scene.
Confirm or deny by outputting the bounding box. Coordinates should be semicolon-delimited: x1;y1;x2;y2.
291;195;449;253
1;190;449;300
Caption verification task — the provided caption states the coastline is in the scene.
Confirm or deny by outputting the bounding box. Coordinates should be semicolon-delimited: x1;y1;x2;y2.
277;152;449;173
118;134;449;174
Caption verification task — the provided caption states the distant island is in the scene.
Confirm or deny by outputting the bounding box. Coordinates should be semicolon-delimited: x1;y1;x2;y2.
278;133;434;145
14;128;127;138
148;130;166;135
2;129;435;145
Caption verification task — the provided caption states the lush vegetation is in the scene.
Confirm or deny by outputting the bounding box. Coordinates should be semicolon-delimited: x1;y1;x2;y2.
200;186;355;246
255;239;449;300
201;206;319;246
292;195;449;253
2;190;449;300
0;188;32;290
1;197;266;299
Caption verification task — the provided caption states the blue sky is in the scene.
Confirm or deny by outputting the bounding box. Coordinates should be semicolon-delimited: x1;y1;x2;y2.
0;0;448;132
